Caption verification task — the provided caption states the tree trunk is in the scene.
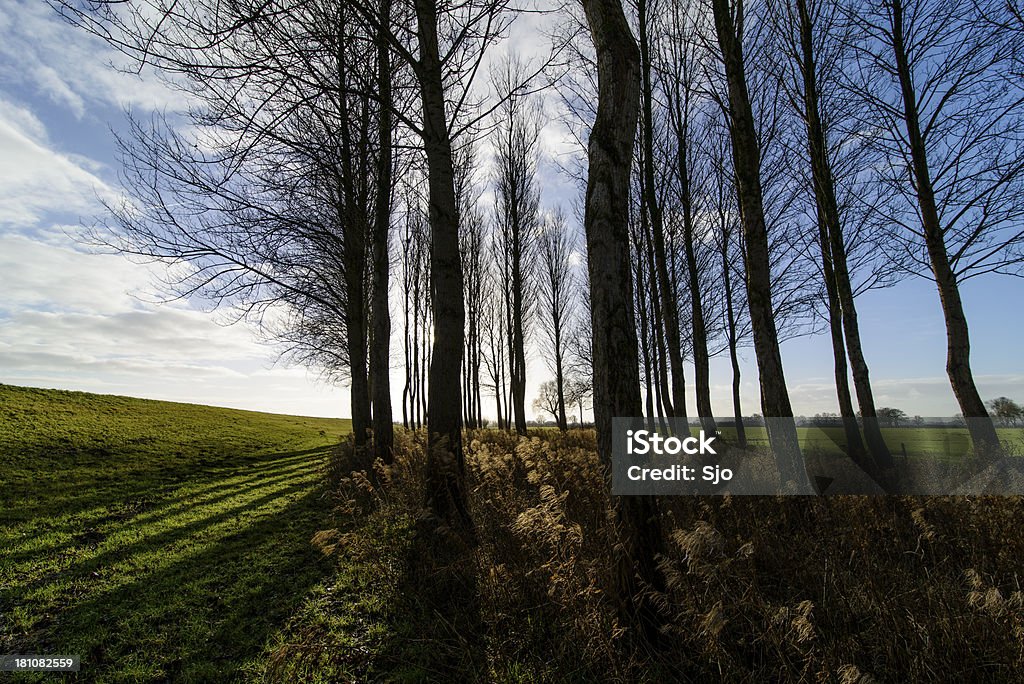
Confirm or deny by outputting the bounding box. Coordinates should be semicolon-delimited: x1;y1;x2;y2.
414;0;473;535
370;0;395;462
661;16;716;436
580;0;665;641
889;0;1001;460
554;323;568;431
347;272;371;447
818;212;866;462
791;0;890;476
710;0;810;488
637;0;688;431
721;231;747;449
642;193;672;428
511;294;528;435
678;133;716;436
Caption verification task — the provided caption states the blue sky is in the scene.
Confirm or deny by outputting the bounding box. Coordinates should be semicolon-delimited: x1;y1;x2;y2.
1;0;1022;419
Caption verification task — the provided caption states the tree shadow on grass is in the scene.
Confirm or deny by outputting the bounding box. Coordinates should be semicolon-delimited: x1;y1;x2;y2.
5;445;335;525
5;470;337;681
270;510;489;683
373;526;487;682
2;446;334;567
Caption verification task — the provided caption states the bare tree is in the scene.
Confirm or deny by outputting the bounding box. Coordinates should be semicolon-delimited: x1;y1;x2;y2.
370;0;396;461
844;0;1024;458
767;0;897;477
537;208;576;431
399;183;432;431
635;0;693;432
532;379;564;424
706;119;751;448
481;275;511;429
458;146;487;430
61;0;400;453
493;58;542;436
661;0;720;435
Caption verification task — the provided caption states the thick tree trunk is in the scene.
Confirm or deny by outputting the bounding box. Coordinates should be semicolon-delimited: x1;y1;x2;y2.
580;0;665;641
710;0;810;488
889;0;1001;460
370;0;395;462
414;0;473;535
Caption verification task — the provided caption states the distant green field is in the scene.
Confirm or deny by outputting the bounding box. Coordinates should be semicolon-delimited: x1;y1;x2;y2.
718;425;1024;458
0;384;350;682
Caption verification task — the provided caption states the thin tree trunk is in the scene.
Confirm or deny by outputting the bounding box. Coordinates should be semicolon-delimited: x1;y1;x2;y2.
642;198;670;432
662;26;716;436
370;0;395;462
678;137;717;436
710;0;810;488
889;0;1001;460
637;0;688;430
818;212;866;462
720;223;747;449
554;323;568;431
793;0;890;475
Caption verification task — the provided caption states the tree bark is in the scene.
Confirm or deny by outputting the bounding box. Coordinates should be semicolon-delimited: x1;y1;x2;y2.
889;0;1002;460
710;0;810;487
414;0;473;535
370;0;395;462
580;0;665;641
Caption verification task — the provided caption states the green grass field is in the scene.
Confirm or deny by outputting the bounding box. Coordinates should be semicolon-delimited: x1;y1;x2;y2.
720;425;1024;459
0;384;351;681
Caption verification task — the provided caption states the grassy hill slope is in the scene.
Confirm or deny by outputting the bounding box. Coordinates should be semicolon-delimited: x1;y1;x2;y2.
0;384;351;682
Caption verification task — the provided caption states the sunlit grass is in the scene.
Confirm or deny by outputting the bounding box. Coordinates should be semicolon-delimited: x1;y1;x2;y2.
0;384;351;682
719;425;1024;459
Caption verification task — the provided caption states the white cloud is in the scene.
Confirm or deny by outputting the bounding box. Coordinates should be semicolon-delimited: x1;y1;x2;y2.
0;1;185;115
0;90;346;417
0;225;349;416
0;99;115;226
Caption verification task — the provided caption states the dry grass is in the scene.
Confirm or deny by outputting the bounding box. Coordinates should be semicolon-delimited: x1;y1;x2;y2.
284;428;1024;682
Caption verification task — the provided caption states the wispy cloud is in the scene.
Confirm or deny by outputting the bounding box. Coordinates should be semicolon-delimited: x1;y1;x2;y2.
0;1;184;116
0;99;115;227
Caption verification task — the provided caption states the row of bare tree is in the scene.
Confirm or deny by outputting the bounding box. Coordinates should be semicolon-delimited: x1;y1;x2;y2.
61;0;1024;637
